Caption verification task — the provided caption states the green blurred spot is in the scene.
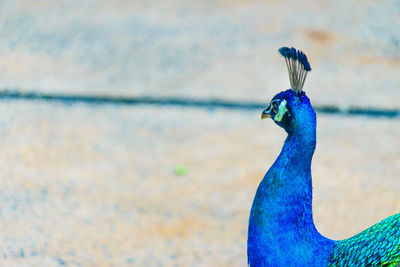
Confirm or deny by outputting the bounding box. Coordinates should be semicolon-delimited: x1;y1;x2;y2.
174;164;188;176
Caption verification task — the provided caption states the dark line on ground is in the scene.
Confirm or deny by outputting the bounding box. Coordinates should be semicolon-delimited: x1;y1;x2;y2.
0;90;398;119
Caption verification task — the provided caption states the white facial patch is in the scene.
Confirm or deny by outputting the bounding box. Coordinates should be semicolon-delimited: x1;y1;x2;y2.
274;99;288;122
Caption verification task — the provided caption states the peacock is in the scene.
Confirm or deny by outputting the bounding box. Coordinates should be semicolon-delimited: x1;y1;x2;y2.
247;47;400;266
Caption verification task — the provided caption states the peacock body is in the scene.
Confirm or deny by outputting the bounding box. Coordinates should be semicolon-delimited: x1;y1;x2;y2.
247;47;400;266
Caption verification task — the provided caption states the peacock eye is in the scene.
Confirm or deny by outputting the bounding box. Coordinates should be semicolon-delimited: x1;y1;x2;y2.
273;103;278;113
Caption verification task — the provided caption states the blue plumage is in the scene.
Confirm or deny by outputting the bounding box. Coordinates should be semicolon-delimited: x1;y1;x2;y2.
247;48;400;266
248;89;335;266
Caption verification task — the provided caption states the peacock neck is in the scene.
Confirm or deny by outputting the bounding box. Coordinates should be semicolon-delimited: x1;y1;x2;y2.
265;127;317;230
248;123;334;266
279;126;316;172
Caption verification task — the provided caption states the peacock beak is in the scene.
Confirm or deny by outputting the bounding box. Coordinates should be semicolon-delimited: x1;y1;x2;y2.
261;106;272;120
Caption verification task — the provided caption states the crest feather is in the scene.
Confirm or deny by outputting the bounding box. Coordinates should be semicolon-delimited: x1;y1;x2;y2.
279;47;311;95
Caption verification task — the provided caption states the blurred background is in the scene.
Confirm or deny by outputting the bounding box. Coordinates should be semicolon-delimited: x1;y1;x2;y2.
0;0;399;266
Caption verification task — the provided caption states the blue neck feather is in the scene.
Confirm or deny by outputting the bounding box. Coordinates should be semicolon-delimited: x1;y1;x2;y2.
247;92;335;266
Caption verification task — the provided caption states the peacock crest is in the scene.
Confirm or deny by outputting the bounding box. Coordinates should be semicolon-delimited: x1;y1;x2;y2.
279;47;312;96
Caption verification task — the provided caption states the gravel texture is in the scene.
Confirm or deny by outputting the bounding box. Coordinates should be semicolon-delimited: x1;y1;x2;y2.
0;0;399;107
0;102;399;266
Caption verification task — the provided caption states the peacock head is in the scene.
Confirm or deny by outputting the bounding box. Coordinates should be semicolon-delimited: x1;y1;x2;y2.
261;47;315;135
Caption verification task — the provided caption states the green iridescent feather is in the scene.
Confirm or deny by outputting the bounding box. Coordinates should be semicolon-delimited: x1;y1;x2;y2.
329;213;400;266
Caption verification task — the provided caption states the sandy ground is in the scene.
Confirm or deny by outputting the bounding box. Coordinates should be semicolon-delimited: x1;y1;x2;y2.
0;103;399;266
0;0;399;108
0;0;399;266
